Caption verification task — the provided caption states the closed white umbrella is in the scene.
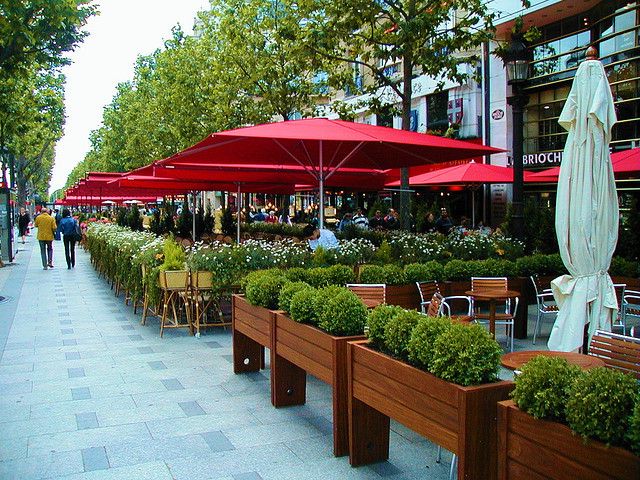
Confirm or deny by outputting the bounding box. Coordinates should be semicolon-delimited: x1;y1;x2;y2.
548;49;619;352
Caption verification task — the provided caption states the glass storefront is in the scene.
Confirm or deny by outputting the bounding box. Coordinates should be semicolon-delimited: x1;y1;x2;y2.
524;1;640;166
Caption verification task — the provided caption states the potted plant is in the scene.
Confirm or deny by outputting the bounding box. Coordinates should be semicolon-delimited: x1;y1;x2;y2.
348;310;514;479
271;285;368;457
498;357;640;479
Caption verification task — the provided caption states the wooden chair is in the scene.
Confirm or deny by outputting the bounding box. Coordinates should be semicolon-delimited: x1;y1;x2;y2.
346;284;386;309
416;281;440;314
531;275;558;344
471;277;518;352
622;288;640;334
588;329;640;379
191;270;231;337
158;270;193;338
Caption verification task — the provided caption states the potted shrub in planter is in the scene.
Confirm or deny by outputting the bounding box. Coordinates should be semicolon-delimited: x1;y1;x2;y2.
232;270;287;373
498;356;640;479
358;264;420;309
271;285;367;457
348;311;514;479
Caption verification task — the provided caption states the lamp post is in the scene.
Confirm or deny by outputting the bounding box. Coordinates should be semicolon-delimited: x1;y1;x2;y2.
504;36;530;241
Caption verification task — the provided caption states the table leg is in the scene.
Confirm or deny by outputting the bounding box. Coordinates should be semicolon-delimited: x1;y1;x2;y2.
489;299;496;337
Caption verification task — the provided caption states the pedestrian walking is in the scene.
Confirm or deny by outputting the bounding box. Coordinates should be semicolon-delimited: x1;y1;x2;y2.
34;208;57;269
56;209;79;269
18;207;30;243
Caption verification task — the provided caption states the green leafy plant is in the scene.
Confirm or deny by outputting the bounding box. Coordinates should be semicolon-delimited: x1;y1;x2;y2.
312;246;332;267
359;264;386;284
628;399;640;456
366;304;405;350
430;323;502;386
325;264;356;285
609;256;639;278
566;367;638;447
512;356;582;422
317;287;368;336
305;267;331;288
374;239;393;264
240;268;284;290
383;310;422;359
245;272;287;309
383;264;407;285
278;281;312;313
442;259;474;281
290;288;322;325
404;261;444;283
284;267;308;283
159;237;186;271
407;316;453;370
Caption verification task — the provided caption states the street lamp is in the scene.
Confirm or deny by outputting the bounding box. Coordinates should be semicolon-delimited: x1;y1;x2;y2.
505;35;530;241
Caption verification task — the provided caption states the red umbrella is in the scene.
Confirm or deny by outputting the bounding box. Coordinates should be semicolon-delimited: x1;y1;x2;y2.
162;118;502;225
386;160;529;227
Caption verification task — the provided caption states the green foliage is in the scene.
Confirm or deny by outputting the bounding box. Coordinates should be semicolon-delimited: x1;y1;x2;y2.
566;367;639;447
176;207;193;238
325;264;356;285
317;287;367;336
159;237;185;271
289;288;322;325
430;323;502;386
304;267;331;288
116;208;127;227
502;198;558;254
609;257;639;278
407;316;453;370
359;264;386;284
284;267;308;283
383;310;422;359
245;271;287;309
278;281;312;313
629;400;640;455
383;264;407;285
240;268;283;290
512;356;582;422
403;261;444;283
312;246;332;267
616;195;640;261
366;304;405;350
243;222;305;238
442;258;517;280
126;206;144;231
515;254;566;277
374;240;393;264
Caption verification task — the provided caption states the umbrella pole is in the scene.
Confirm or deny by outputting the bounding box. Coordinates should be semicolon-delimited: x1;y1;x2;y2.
192;191;196;243
236;183;241;244
472;189;475;229
319;140;324;228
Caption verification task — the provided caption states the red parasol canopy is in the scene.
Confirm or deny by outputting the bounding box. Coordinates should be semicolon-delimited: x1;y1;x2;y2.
385;161;522;186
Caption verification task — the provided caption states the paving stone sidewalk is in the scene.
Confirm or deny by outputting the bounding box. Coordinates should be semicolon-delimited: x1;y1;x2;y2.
0;237;454;480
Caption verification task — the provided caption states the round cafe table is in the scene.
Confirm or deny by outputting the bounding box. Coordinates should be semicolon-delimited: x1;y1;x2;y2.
501;350;606;371
465;289;520;337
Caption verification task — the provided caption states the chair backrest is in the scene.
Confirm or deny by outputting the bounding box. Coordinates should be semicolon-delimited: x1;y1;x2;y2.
159;270;190;290
613;283;626;311
416;281;440;304
589;330;640;379
471;277;507;292
426;292;444;317
193;271;213;290
530;275;545;297
346;284;386;307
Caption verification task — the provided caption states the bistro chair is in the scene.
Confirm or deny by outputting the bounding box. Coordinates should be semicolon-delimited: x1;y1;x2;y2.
191;270;231;337
416;281;440;314
612;283;627;334
622;288;640;335
158;270;193;338
588;330;640;380
530;275;558;344
470;277;518;352
346;283;386;309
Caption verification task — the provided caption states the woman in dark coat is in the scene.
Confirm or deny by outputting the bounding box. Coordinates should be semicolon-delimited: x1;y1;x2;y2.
18;207;30;243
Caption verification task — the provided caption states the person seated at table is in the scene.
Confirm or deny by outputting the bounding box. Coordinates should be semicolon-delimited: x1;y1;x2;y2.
369;210;385;230
265;210;278;223
435;208;453;235
338;212;353;232
302;224;339;251
353;208;369;229
384;208;398;229
421;212;436;233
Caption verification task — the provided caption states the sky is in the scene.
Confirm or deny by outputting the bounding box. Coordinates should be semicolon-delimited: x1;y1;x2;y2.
50;0;211;193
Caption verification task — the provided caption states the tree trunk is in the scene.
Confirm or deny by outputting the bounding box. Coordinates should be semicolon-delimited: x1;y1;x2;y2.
399;49;414;231
17;175;27;209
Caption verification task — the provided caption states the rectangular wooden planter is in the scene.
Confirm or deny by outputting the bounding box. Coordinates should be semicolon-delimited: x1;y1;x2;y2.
271;312;365;457
498;400;640;480
348;340;514;479
232;294;276;373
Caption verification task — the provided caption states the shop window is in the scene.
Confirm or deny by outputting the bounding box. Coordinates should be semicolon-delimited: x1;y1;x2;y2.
426;91;448;133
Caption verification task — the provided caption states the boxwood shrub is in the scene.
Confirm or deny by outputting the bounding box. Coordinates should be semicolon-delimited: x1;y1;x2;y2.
512;356;582;422
359;264;386;284
289;288;322;325
566;367;638;447
317;287;367;336
325;264;356;286
403;261;444;283
278;281;312;313
383;310;422;359
407;316;453;370
366;304;405;350
629;400;640;455
430;323;502;386
383;264;407;285
245;271;287;309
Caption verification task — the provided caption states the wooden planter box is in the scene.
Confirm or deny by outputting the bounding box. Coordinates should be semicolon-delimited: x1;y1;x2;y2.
232;294;276;373
348;340;513;479
443;277;528;339
498;400;640;480
271;312;365;457
385;283;421;310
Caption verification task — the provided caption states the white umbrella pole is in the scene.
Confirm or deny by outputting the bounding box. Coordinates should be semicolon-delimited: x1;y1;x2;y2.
236;183;241;244
319;140;324;229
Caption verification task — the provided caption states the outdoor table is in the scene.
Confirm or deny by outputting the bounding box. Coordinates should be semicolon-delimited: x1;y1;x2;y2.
465;289;520;337
501;350;606;371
